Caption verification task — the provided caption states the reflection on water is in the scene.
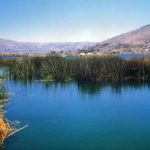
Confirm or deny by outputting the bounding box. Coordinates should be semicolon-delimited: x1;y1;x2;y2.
3;79;150;150
77;80;150;95
0;145;4;150
11;79;150;95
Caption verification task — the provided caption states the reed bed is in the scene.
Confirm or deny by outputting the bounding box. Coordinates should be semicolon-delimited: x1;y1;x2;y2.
0;55;150;82
0;80;8;100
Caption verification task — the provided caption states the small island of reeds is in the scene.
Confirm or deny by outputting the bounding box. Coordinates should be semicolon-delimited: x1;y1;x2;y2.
0;55;150;83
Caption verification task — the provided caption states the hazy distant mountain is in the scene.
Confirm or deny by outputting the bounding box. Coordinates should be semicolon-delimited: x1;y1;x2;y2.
90;24;150;54
0;39;95;54
0;24;150;54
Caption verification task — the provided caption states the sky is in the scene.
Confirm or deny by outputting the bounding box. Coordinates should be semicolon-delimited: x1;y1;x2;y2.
0;0;149;42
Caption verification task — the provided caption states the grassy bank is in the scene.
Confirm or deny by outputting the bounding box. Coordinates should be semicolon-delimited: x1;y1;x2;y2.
0;55;150;82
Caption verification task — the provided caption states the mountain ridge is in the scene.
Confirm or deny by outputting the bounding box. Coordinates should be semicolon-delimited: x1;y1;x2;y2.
0;24;150;54
90;24;150;54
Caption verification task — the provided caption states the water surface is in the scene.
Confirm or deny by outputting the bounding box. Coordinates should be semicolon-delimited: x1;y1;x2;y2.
3;80;150;150
118;54;150;59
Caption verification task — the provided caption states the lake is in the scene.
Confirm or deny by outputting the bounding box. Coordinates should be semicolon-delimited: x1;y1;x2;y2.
3;80;150;150
118;54;150;59
0;56;30;60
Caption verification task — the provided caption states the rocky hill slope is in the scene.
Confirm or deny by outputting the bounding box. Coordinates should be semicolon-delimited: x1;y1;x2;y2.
0;39;95;54
90;24;150;54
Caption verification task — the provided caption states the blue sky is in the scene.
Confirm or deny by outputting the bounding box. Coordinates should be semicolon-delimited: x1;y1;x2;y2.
0;0;149;42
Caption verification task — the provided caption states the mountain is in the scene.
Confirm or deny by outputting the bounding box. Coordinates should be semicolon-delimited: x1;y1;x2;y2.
0;24;150;54
0;39;95;54
90;24;150;54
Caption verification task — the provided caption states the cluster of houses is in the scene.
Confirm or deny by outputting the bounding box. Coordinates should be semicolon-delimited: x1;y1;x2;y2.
79;52;103;56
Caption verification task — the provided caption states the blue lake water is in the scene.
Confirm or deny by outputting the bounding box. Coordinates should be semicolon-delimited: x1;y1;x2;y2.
3;80;150;150
118;54;150;59
0;56;30;60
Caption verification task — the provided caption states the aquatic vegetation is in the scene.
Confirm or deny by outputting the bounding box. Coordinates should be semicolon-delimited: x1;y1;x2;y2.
0;80;8;101
0;80;27;144
0;55;150;82
0;80;11;144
